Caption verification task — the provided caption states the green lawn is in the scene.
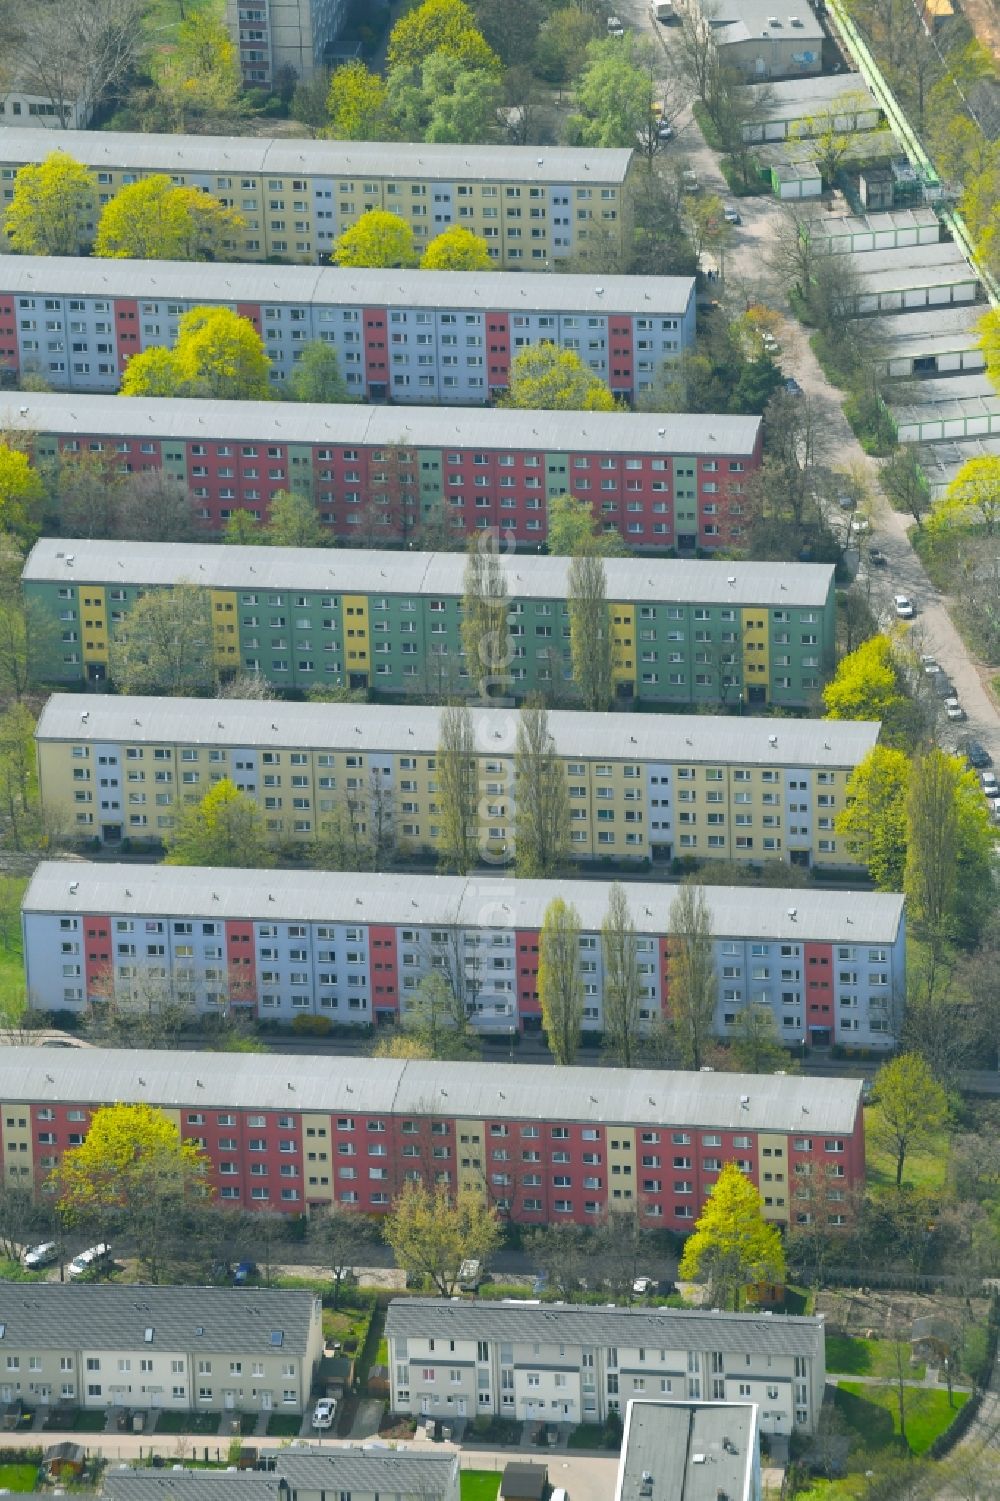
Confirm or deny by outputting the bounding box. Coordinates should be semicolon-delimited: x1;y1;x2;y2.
461;1475;501;1501
794;1480;866;1501
825;1335;925;1382
0;1466;40;1491
0;877;28;1015
835;1382;967;1456
864;1105;950;1193
156;1411;221;1435
266;1413;303;1437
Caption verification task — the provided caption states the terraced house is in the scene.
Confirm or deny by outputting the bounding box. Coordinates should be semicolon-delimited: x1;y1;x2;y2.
34;697;878;869
0;1046;867;1229
0;131;634;268
22;542;828;704
12;402;762;551
0;259;696;402
21;862;906;1047
384;1299;826;1436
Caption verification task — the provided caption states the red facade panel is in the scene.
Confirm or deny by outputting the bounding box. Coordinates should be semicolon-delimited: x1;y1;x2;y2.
363;307;388;390
515;930;540;1022
114;299;140;375
82;915;112;997
804;942;834;1043
0;296;18;377
225;920;257;1008
370;925;399;1017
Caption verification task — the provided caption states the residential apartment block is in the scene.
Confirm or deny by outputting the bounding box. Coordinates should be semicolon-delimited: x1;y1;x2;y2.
34;697;877;869
105;1452;459;1501
225;0;349;87
12;401;760;551
0;1284;322;1414
22;863;906;1049
385;1299;825;1437
0;131;634;268
0;258;696;402
616;1401;761;1501
0;1046;866;1228
23;542;827;703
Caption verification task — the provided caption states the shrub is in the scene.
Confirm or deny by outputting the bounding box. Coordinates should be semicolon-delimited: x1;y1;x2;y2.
291;1014;333;1036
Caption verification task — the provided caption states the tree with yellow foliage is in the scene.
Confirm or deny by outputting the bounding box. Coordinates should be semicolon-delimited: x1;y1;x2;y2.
155;14;242;130
0;446;46;542
420;225;492;270
326;60;392;140
678;1163;786;1311
95;176;242;261
52;1103;210;1283
120;307;271;400
166;778;274;869
383;1181;502;1293
929;454;1000;536
500;345;618;411
333;210;418;268
3;152;97;256
387;0;501;74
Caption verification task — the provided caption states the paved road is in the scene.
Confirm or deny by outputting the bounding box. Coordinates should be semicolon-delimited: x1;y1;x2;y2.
620;0;1000;769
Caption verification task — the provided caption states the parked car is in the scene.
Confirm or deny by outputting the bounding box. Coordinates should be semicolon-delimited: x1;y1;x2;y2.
232;1259;257;1285
607;14;625;35
312;1398;337;1430
894;594;914;618
531;1273;549;1296
67;1243;110;1279
868;547;887;567
723;203;741;224
783;377;803;395
850;516;870;534
932;674;955;698
761;332;780;354
962;738;992;769
681;169;699;193
945;700;966;721
632;1276;656;1295
920;655;939;674
656;121;674;140
22;1241;59;1270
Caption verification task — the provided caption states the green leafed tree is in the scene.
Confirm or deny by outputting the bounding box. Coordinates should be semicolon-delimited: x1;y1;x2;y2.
500;344;618;411
53;1102;210;1283
437;702;478;874
265;490;325;548
420;225;493;270
95;176;242;261
333;210;419;269
835;745;910;891
326;60;392;140
538;896;584;1066
568;550;612;711
154;13;243;131
873;1052;949;1188
514;700;570;878
120;307;272;401
398;969;472;1059
287;341;352;403
461;537;511;698
108;582;214;696
905;748;994;953
546;492;627;556
678;1162;786;1311
3;152;97;256
223;510;264;545
383;1181;502;1295
601;882;642;1067
165;778;274;869
565;34;662;150
667;880;716;1071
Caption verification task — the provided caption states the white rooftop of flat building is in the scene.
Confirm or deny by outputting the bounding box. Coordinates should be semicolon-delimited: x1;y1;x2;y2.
24;538;831;606
35;695;878;768
23;861;905;944
6;394;761;459
0;257;695;318
0;128;634;184
0;1045;864;1132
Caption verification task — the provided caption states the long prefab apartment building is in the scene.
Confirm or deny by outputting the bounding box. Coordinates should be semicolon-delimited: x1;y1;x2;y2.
23;541;830;704
384;1298;825;1436
34;695;878;869
0;258;697;404
0;1045;866;1230
22;862;905;1049
0;131;635;269
11;400;763;552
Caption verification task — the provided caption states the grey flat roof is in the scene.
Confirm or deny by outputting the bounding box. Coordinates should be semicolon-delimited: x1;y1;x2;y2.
849;241;974;274
385;1298;825;1360
887;383;1000;425
105;1452;457;1501
23;862;905;945
617;1401;756;1501
23;538;831;607
0;1046;863;1133
5;395;760;459
35;695;878;768
888;373;997;406
0;257;694;318
747;73;875;118
805;207;941;237
877;304;982;359
712;0;823;41
0;129;634;185
0;1284;316;1355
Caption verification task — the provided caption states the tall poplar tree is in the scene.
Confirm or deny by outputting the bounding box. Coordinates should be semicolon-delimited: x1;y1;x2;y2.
538;897;583;1065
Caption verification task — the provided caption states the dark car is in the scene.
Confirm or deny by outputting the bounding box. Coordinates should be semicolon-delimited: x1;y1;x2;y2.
233;1259;257;1285
867;547;887;567
932;675;955;699
962;738;992;769
784;377;804;396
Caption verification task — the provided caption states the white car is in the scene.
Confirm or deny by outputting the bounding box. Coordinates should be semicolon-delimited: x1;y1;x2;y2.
67;1243;110;1278
633;1276;656;1295
681;169;700;193
980;772;998;795
312;1398;337;1430
894;595;914;619
850;516;870;534
945;701;966;721
22;1241;58;1270
920;655;939;674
